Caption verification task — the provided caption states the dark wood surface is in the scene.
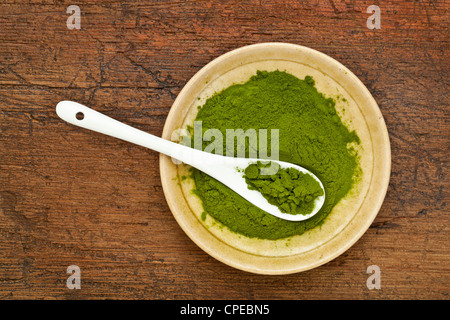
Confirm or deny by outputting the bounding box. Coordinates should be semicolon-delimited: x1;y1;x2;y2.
0;0;448;300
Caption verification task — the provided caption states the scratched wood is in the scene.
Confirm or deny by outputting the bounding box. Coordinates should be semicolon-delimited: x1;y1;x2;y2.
0;0;448;300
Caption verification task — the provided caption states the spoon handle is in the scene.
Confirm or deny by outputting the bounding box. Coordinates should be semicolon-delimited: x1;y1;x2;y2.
56;101;206;165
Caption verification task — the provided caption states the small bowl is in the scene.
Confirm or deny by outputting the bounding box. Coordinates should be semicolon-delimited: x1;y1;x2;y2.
160;43;390;274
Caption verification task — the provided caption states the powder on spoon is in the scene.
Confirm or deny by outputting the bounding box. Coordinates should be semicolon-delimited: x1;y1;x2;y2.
243;161;324;216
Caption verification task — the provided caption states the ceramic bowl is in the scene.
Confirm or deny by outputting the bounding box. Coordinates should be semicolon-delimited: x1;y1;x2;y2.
159;42;390;274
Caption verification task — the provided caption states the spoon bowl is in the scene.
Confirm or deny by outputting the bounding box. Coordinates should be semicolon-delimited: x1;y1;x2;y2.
56;100;325;221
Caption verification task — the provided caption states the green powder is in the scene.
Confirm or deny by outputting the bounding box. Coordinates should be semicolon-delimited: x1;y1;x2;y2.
191;70;361;240
244;161;324;216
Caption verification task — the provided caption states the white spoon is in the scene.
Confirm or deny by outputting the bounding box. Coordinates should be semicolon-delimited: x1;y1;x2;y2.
56;101;325;221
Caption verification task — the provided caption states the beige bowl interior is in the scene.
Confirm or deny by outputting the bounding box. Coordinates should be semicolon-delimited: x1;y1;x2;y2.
160;43;391;274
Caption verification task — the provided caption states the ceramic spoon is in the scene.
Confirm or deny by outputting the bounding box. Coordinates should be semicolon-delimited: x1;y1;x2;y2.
56;101;325;221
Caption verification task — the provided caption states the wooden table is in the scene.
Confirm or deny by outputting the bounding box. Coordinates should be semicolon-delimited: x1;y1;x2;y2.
0;0;448;300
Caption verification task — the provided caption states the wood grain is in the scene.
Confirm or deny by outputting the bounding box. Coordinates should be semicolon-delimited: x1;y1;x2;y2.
0;0;448;299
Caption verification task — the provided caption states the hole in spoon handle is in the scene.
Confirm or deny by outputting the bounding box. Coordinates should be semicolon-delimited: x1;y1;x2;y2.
76;112;84;120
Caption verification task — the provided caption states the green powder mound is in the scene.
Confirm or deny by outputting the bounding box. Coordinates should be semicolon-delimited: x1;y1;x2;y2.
192;70;361;240
244;161;324;216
